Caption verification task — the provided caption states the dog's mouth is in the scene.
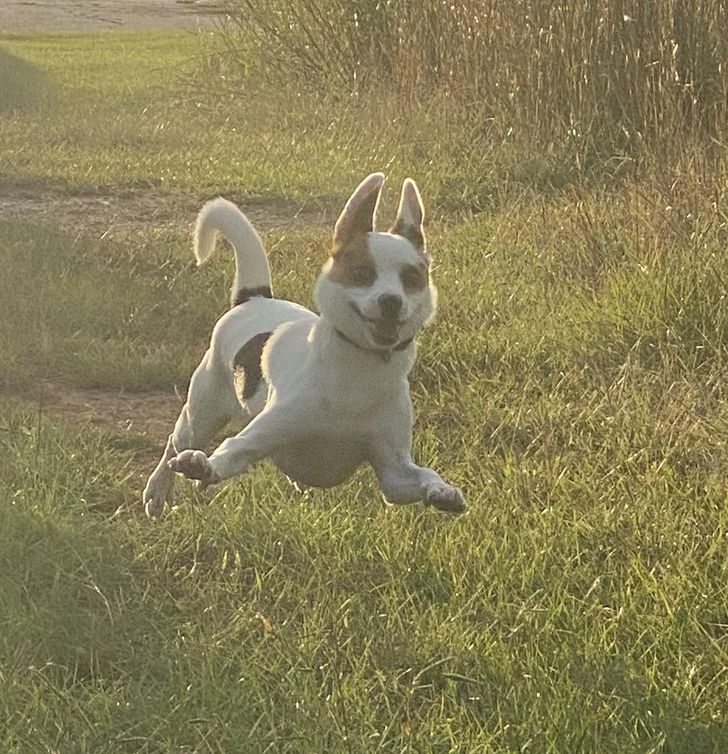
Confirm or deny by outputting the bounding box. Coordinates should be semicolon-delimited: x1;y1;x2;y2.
351;303;403;347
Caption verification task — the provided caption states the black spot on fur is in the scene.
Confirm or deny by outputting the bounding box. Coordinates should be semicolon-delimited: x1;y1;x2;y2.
232;286;273;308
233;331;272;402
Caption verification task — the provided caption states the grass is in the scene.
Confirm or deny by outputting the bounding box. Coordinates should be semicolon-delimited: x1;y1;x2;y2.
0;31;416;202
1;27;728;754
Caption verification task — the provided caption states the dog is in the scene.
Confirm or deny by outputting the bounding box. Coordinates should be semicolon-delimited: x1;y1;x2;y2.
143;172;466;518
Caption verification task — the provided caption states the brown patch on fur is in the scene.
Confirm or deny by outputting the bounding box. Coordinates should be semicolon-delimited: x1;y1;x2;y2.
389;219;426;254
400;262;429;293
233;331;272;402
328;234;377;288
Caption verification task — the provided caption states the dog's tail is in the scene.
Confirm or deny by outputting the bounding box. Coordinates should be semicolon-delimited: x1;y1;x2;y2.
194;198;273;308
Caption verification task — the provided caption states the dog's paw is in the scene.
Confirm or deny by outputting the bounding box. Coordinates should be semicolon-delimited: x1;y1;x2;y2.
425;483;466;513
143;484;171;520
168;450;218;488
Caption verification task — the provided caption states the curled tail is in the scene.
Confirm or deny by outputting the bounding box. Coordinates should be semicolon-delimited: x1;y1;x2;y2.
194;198;273;307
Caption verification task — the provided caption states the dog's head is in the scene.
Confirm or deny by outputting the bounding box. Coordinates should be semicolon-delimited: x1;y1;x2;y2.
314;172;437;351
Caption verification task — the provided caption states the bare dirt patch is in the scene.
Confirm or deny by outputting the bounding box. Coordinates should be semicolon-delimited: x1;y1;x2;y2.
0;187;330;243
23;384;182;509
0;0;225;33
32;379;181;443
25;381;182;475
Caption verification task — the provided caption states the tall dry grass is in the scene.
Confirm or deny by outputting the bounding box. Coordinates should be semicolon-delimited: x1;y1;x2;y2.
223;0;727;159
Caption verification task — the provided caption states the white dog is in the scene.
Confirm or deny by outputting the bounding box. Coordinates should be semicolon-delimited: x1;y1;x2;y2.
143;173;465;518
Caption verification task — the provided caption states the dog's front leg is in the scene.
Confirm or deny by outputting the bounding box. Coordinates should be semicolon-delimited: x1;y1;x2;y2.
370;449;466;513
369;397;466;513
168;409;284;488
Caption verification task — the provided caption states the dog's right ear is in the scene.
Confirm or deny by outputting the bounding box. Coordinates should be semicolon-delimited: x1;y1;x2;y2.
333;172;385;249
390;178;426;253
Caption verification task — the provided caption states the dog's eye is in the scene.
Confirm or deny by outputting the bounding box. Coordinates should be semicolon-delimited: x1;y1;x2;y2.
400;264;428;292
349;264;376;287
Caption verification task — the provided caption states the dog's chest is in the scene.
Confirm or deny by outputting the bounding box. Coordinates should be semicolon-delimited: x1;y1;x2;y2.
268;388;392;487
265;336;407;488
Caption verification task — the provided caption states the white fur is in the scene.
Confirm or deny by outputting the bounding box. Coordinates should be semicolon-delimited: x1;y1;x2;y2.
314;234;436;351
143;174;465;518
333;171;384;244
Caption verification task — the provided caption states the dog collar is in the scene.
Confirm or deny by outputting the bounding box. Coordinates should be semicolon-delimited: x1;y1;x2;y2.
334;328;414;362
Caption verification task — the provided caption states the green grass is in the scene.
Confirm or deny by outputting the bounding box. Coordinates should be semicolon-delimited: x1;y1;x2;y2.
0;31;413;203
0;31;597;210
2;29;728;754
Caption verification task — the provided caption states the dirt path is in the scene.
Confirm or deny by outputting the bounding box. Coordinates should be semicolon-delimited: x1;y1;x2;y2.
0;0;225;33
0;187;330;243
22;380;183;475
34;380;180;440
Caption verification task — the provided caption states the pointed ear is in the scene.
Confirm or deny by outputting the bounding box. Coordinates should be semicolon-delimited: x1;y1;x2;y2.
333;172;385;249
390;178;426;252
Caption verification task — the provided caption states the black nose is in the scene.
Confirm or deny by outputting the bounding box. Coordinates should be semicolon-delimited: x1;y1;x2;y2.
378;293;403;319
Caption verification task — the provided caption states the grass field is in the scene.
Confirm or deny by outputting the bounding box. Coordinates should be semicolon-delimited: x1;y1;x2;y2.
2;27;728;754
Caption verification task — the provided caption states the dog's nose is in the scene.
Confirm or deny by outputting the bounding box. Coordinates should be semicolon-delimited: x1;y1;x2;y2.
378;293;403;319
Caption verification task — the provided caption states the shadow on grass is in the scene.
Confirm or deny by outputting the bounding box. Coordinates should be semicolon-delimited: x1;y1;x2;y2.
0;46;55;111
0;399;158;673
0;218;220;392
0;401;183;749
0;503;146;677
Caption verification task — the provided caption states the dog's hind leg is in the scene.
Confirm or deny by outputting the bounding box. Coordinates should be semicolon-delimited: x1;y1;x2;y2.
143;434;178;519
144;350;241;519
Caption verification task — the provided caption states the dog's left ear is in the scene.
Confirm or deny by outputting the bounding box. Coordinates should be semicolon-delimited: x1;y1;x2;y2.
390;178;426;254
333;172;385;249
